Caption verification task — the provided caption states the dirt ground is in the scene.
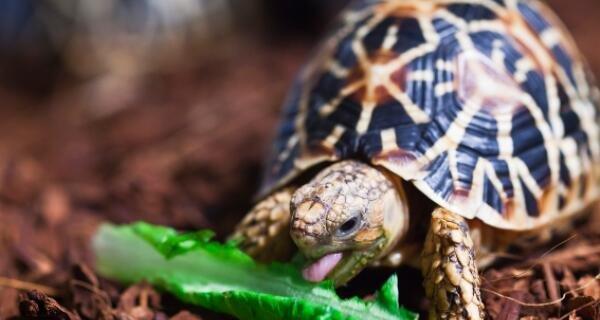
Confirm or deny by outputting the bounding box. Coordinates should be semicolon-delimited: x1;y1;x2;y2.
0;1;598;319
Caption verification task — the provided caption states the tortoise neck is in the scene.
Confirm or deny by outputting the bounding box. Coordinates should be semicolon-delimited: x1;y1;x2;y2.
377;173;409;259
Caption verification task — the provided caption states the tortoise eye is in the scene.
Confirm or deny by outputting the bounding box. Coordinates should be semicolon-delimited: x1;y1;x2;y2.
336;216;361;237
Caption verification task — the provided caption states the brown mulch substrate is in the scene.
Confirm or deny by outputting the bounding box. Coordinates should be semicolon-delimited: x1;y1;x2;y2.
0;42;305;319
0;1;599;319
481;213;600;320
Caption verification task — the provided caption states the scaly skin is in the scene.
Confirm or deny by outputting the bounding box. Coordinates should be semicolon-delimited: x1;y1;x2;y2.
230;188;295;262
233;160;487;319
289;160;408;286
421;208;485;320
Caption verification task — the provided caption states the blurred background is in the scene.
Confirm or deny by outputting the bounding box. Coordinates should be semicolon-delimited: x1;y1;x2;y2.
0;0;598;318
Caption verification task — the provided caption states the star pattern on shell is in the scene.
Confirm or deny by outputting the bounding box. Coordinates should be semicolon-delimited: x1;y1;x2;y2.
260;0;600;230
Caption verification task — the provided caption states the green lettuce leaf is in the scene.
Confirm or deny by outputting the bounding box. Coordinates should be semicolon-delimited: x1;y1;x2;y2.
93;222;417;320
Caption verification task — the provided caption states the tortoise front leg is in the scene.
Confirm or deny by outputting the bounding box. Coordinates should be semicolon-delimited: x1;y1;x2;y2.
421;208;485;320
230;188;295;262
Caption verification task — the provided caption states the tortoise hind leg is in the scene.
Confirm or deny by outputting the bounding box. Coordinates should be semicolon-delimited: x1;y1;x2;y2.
421;208;485;320
229;188;295;262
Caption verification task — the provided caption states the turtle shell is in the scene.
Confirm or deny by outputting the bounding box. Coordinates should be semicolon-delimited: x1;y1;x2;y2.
260;0;600;230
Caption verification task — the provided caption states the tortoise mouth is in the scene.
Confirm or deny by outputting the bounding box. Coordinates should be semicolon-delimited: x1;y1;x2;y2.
302;252;343;282
301;237;388;286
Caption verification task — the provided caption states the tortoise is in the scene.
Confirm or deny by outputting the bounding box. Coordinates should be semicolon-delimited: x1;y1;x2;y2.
231;0;600;318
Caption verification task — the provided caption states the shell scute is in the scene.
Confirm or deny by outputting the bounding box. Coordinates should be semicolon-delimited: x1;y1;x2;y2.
261;0;599;230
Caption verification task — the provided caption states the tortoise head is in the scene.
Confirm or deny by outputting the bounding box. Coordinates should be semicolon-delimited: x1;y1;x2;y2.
290;160;408;286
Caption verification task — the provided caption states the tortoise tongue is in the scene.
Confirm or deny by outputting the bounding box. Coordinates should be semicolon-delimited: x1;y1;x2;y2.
302;252;343;282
